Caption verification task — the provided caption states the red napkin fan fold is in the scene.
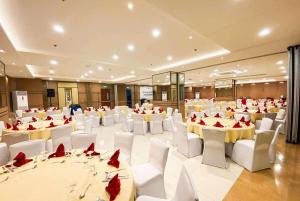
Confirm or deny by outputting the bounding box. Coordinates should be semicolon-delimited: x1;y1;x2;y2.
198;119;206;125
240;116;245;123
64;119;69;124
6;123;12;129
12;124;19;131
204;113;209;118
48;144;65;159
46;116;53;121
32;117;37;122
107;149;120;168
245;120;251;126
84;143;100;156
105;174;121;201
27;124;36;130
232;122;242;128
13;152;33;167
213;121;224;128
214;113;221;118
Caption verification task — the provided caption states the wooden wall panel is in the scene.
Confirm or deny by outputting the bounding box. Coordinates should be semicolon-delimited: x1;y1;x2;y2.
117;84;127;106
200;87;215;99
0;106;8;123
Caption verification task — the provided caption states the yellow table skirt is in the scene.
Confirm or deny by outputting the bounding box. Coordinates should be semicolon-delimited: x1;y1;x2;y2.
225;109;266;122
141;111;166;122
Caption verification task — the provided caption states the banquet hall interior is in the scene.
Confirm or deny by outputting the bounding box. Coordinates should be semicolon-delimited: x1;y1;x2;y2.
0;1;300;201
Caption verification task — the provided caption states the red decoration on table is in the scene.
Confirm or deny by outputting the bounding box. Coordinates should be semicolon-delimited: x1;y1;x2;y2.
46;122;56;128
193;114;197;119
190;117;196;122
12;124;19;131
232;122;242;128
239;116;245;123
107;149;120;168
32;117;37;122
213;121;224;128
12;152;33;167
25;109;31;113
64;119;69;124
16;120;22;125
198;119;206;125
86;107;91;111
68;117;72;121
48;144;65;158
63;115;67;120
103;108;106;111
27;124;36;130
243;109;248;112
83;143;100;156
226;107;231;111
142;110;146;114
245;120;251;126
264;108;268;113
256;109;261;113
105;174;121;201
159;107;163;113
204;113;209;118
241;98;246;105
245;107;249;110
214;113;221;118
46;116;53;121
152;110;155;114
6;123;12;129
231;108;235;112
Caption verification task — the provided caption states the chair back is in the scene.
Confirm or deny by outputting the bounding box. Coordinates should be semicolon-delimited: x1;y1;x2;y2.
167;107;173;116
254;130;274;151
22;112;36;118
50;125;72;151
265;112;277;121
174;108;179;113
276;109;286;120
46;110;56;116
114;132;134;157
132;113;144;121
0;121;5;130
71;134;97;149
175;122;188;142
74;113;85;122
1;133;29;146
105;109;113;116
172;166;198;201
202;128;226;145
173;113;183;123
15;110;23;118
20;117;33;124
148;138;169;173
234;112;250;122
259;118;274;130
9;139;46;160
84;119;93;134
50;114;64;121
271;124;282;146
152;113;163;122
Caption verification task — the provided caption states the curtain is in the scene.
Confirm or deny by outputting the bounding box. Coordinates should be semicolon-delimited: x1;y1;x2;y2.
286;45;300;144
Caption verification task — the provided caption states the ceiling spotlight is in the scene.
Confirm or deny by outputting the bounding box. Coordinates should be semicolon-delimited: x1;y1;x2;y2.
84;73;88;76
110;75;114;79
152;29;160;38
76;79;80;82
127;44;135;51
279;66;285;70
127;2;134;10
80;75;84;78
50;60;58;65
112;54;119;60
49;69;54;74
214;69;219;72
281;70;287;73
49;77;53;80
130;70;135;74
0;49;5;53
243;69;248;72
98;66;103;70
98;80;102;83
88;70;93;74
167;56;173;61
53;24;64;33
258;28;271;37
284;75;288;79
188;36;193;40
276;60;283;65
12;62;16;65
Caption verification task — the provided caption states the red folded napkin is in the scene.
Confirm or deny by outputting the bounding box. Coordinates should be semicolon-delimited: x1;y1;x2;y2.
107;149;120;168
64;119;69;124
86;107;91;112
214;113;221;118
12;124;19;131
152;111;155;114
213;121;224;128
16;120;22;125
13;152;33;167
240;116;245;123
245;120;251;126
142;111;146;114
6;123;12;129
232;122;242;128
245;107;249;110
226;107;231;111
34;110;38;113
68;117;72;121
25;109;31;113
46;122;56;128
256;109;261;113
46;116;53;121
48;144;65;159
243;109;248;112
204;113;209;118
63;115;67;120
193;114;197;119
190;117;196;122
105;174;121;201
242;98;246;105
264;108;268;113
95;108;98;112
27;124;36;130
159;107;163;113
83;143;100;156
198;119;206;125
32;117;37;122
103;108;106;111
231;108;235;112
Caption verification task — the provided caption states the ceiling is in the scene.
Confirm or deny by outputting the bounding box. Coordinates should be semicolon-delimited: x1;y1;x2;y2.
0;0;299;85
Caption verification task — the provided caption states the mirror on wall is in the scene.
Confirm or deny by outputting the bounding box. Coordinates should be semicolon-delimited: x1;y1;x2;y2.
0;61;7;107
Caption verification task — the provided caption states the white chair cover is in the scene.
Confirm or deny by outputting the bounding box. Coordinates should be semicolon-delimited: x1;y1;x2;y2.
114;132;134;164
71;133;97;149
9;139;46;160
48;125;72;152
132;113;147;135
1;133;29;146
0;143;9;166
150;114;163;134
269;124;282;163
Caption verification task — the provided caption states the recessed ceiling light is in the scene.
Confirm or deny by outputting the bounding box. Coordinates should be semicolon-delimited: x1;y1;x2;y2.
167;56;173;61
281;70;287;73
49;77;53;80
284;75;288;79
127;2;134;10
50;60;58;65
152;29;160;38
258;28;271;37
0;49;5;53
81;75;84;78
98;80;102;83
276;60;283;65
53;24;64;33
279;66;285;70
127;44;135;51
214;69;218;72
12;62;16;65
110;75;114;78
88;70;93;74
112;54;119;60
130;70;135;74
98;66;103;70
84;73;88;76
76;79;80;82
243;69;248;73
188;36;193;40
49;69;54;74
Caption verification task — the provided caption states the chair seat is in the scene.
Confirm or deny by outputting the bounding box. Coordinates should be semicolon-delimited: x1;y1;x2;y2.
187;132;199;140
72;130;87;135
235;139;255;149
136;196;167;201
132;163;162;187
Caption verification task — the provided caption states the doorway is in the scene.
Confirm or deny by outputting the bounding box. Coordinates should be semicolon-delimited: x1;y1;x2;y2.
126;87;132;108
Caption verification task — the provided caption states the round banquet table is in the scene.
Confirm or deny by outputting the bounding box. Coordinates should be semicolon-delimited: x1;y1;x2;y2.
0;152;136;201
24;110;61;119
225;109;267;122
133;110;166;122
187;117;255;143
2;120;77;140
84;110;106;118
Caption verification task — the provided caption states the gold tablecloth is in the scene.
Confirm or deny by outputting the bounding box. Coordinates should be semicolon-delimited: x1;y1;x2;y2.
2;120;77;140
28;110;62;119
0;153;136;201
225;109;266;122
187;117;255;143
268;106;280;113
133;111;166;122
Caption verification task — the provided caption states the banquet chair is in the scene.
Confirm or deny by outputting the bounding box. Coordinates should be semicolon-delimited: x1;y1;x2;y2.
136;165;198;201
232;130;274;172
22;112;36;118
265;112;277;121
153;107;160;113
172;113;183;123
176;122;202;158
114;132;134;164
1;133;29;146
163;108;174;131
255;118;273;132
9;139;46;160
102;110;114;126
150;114;164;134
72;119;93;135
71;133;97;149
88;115;100;128
132;139;169;198
123;117;134;132
202;128;226;168
234;112;250;122
20;116;33;124
15;110;23;118
269;124;282;163
119;111;128;123
132;113;147;135
174;108;179;113
46;110;56;116
273;109;286;133
74;113;86;130
50;114;64;121
0;143;9;166
166;107;173;117
113;110;121;123
47;125;72;152
74;108;83;115
62;107;70;117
